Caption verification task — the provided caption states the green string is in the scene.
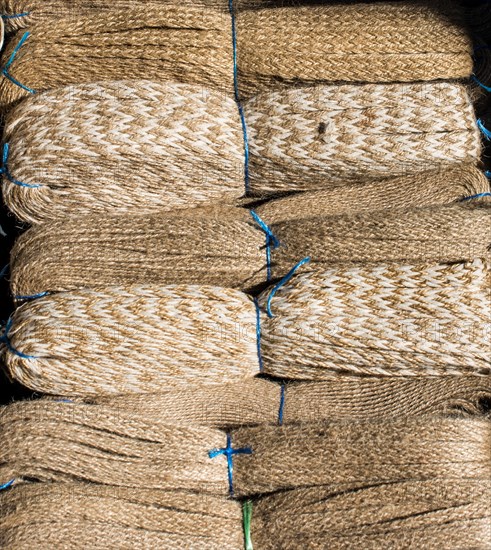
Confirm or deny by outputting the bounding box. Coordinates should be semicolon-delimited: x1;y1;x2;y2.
243;500;253;550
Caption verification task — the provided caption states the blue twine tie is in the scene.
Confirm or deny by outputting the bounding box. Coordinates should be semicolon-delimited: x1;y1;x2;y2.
477;119;491;141
266;257;311;318
1;12;30;19
14;291;49;301
472;74;491;93
208;433;252;497
0;317;39;360
278;384;286;426
250;210;280;281
1;31;36;94
228;0;249;194
0;479;15;490
254;297;263;373
461;192;491;201
1;143;41;188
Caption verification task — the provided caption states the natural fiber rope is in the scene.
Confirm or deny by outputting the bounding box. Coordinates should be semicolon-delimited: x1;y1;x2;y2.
253;165;490;224
0;415;489;495
0;2;472;109
245;83;481;195
1;80;244;223
9;202;491;295
2;480;489;549
0;6;234;110
235;1;473;97
1;377;489;429
1;81;482;222
2;258;490;395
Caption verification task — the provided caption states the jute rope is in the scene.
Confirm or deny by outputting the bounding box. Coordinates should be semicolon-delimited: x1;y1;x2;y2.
0;2;472;109
9;202;491;295
235;1;473;97
0;415;489;495
1;480;490;549
0;6;234;110
2;480;489;549
1;376;489;429
1;80;244;223
1;80;482;222
245;83;481;195
2;258;490;395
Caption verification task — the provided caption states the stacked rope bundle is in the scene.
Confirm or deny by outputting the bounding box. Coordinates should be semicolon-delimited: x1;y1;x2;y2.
1;80;482;222
1;413;489;494
8;202;491;295
1;377;490;428
0;6;234;110
2;480;490;549
2;257;490;395
0;2;472;110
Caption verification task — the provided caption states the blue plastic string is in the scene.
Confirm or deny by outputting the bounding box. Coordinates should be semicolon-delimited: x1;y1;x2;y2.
461;192;491;201
1;31;37;94
0;263;8;280
208;433;252;496
266;257;311;318
0;317;39;359
14;291;49;301
0;479;15;490
1;12;30;19
472;74;491;93
228;0;249;194
477;119;491;141
254;297;263;373
278;384;286;426
250;210;280;281
1;143;41;188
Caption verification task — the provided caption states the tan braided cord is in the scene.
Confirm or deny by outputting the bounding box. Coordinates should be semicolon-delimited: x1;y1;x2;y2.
0;6;234;110
2;80;244;223
235;1;472;96
0;414;489;494
245;82;481;195
2;480;490;549
3;259;490;396
2;80;483;222
9;202;491;296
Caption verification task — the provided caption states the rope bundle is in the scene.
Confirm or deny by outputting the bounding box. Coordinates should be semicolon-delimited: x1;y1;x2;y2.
0;6;234;110
2;80;244;223
236;2;473;97
0;2;472;109
1;80;482;222
2;377;490;428
9;202;491;296
2;480;490;550
1;413;489;495
245;83;481;195
3;258;490;395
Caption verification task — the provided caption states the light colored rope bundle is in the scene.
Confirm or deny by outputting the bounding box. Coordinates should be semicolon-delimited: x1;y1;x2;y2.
245;82;481;195
0;415;489;495
1;377;489;432
9;202;491;296
2;81;244;223
3;80;486;223
3;259;490;396
2;481;490;549
235;1;472;97
0;6;234;110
